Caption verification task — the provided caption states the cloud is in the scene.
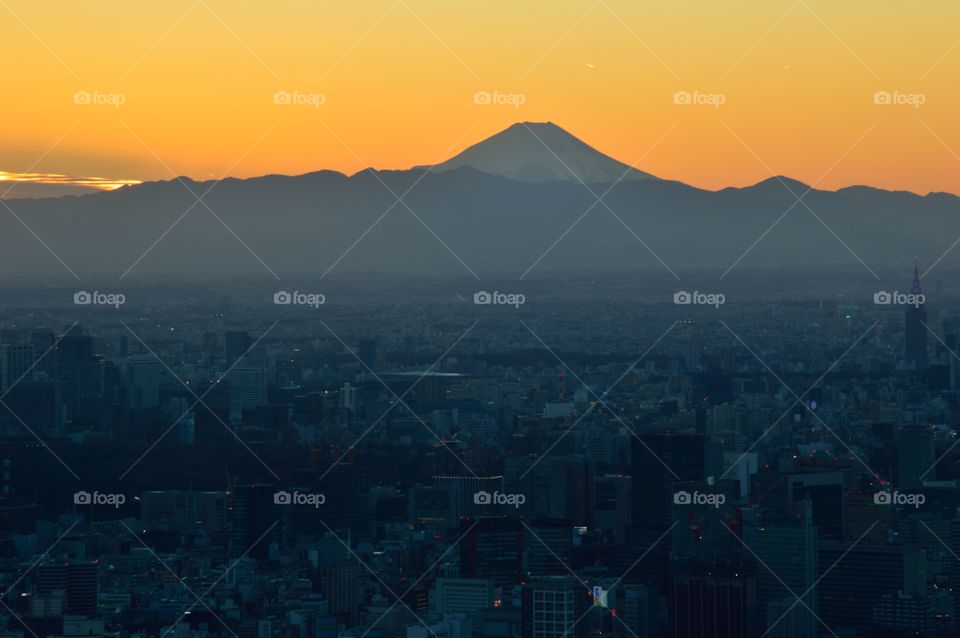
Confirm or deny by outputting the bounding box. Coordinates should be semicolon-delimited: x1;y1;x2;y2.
0;171;141;199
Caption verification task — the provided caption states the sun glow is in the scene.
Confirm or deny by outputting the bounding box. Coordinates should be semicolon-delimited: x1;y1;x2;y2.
0;171;142;193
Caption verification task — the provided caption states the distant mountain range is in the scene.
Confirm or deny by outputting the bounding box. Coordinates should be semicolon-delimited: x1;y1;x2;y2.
1;122;958;281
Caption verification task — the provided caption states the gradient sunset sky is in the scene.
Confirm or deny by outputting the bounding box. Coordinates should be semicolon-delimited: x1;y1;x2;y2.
2;0;958;196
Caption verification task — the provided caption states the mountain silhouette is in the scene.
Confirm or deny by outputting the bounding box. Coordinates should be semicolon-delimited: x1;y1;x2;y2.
1;122;958;282
427;122;658;183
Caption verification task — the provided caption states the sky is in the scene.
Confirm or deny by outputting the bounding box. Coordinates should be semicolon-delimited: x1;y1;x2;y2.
1;0;958;197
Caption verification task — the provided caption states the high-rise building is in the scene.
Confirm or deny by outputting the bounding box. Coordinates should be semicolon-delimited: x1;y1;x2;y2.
228;366;267;416
433;475;504;520
818;542;926;630
126;354;160;409
431;577;495;620
631;434;706;531
36;561;99;617
620;585;658;638
670;559;758;638
524;519;572;577
224;330;252;363
140;490;229;531
459;517;523;590
742;502;818;638
895;424;935;488
55;328;102;425
0;343;34;392
520;576;590;638
904;258;928;369
324;562;360;626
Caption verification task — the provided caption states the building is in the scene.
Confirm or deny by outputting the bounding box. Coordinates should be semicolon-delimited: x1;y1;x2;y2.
520;576;590;638
36;561;99;617
431;578;494;620
670;560;758;638
742;502;818;638
524;519;572;577
818;542;926;630
904;258;928;369
631;434;706;531
140;490;229;531
459;517;523;590
0;343;34;392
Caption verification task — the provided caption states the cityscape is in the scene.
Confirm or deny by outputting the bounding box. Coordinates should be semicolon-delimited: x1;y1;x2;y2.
0;261;959;637
3;1;960;636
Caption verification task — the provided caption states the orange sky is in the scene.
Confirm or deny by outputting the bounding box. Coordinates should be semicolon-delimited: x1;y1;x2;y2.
1;0;958;195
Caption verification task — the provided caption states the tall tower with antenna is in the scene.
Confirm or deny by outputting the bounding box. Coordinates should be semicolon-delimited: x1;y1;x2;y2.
904;257;928;369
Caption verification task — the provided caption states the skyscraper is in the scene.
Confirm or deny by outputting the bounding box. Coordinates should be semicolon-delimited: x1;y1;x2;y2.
459;517;523;590
0;343;34;392
520;576;590;638
904;257;928;369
